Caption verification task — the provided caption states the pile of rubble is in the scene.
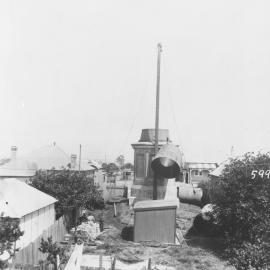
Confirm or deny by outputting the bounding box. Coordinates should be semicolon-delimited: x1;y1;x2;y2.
71;215;101;242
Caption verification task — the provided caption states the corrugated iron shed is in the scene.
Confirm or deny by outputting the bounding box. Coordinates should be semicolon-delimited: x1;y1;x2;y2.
0;178;57;218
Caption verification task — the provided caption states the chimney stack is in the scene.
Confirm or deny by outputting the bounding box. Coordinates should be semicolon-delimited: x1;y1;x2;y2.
70;154;77;169
11;146;17;160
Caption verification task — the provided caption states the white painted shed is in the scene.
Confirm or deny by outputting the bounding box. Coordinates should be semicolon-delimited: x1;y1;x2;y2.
0;178;57;249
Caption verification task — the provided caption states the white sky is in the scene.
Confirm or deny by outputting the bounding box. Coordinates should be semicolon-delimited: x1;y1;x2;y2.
0;0;270;163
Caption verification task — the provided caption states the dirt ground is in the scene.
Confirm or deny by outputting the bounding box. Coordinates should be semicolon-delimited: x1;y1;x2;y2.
84;202;235;270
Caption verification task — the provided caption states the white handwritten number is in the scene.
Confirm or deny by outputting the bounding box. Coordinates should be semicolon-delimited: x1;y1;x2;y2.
258;170;265;178
251;170;257;179
266;170;270;179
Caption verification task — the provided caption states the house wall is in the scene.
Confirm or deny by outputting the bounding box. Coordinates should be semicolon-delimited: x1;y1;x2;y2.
94;170;105;187
17;204;55;249
189;170;210;185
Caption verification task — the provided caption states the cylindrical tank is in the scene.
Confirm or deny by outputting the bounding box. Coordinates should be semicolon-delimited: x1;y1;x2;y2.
178;184;203;207
151;143;184;179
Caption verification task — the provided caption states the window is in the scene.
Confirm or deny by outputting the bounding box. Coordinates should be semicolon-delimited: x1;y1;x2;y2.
194;170;202;176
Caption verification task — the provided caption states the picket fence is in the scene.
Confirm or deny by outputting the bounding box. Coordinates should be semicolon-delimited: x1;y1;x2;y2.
13;216;67;268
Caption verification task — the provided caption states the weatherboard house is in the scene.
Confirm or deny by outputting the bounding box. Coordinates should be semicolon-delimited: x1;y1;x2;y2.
0;178;57;249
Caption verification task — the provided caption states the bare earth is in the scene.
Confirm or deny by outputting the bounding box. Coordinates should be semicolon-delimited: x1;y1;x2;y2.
83;202;235;270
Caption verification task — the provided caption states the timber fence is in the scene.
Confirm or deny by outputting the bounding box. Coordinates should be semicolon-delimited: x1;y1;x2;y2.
13;216;67;268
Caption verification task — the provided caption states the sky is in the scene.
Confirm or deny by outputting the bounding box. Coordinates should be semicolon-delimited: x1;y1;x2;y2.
0;0;270;163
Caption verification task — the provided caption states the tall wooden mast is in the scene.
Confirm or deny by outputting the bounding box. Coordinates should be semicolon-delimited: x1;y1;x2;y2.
153;43;162;200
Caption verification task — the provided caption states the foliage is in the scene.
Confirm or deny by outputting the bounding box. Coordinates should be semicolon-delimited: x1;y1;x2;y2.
122;162;134;170
0;217;23;269
31;170;104;227
102;163;119;174
101;163;108;171
39;237;68;269
206;152;270;269
116;155;125;169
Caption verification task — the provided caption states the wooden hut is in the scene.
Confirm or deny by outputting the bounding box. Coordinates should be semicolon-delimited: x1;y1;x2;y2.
133;200;177;243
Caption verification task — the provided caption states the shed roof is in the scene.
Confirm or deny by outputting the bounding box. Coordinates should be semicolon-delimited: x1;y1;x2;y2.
134;200;177;211
0;178;57;218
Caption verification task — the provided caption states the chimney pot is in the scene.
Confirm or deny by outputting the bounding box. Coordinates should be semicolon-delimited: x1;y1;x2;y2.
71;154;77;169
11;146;17;160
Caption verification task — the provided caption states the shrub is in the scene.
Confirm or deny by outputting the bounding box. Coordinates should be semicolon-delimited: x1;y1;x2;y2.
206;152;270;269
39;237;68;269
0;217;23;269
31;170;104;228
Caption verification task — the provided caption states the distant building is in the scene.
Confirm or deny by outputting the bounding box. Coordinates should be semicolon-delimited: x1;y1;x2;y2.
0;178;57;249
25;143;70;171
209;160;229;180
182;162;218;186
0;144;106;201
122;168;133;180
0;146;37;183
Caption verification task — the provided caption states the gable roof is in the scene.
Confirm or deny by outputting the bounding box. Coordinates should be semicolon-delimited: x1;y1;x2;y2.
0;178;57;218
25;144;70;170
0;158;37;177
70;159;96;171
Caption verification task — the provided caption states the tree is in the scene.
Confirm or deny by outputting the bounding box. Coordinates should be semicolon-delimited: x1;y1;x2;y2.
0;217;23;269
122;162;134;170
116;155;125;169
106;163;119;174
206;152;270;269
31;170;104;228
101;163;108;172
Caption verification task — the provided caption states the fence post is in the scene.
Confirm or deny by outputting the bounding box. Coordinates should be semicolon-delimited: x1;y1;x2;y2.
99;254;102;270
113;203;117;217
111;257;116;270
147;258;151;270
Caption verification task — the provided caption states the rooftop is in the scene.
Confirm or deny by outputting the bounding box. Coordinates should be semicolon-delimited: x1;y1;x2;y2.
0;178;57;218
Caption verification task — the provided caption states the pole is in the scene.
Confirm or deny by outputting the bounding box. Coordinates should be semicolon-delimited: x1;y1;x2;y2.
79;144;81;171
153;43;162;200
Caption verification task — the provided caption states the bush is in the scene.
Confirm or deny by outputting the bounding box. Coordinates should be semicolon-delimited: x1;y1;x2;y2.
0;217;23;269
227;240;270;270
39;237;68;269
31;170;104;228
206;152;270;269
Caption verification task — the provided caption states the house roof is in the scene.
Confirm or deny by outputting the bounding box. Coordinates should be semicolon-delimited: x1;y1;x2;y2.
0;158;37;177
185;162;217;170
70;160;96;171
209;160;231;177
88;160;102;170
0;178;57;218
25;144;70;170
